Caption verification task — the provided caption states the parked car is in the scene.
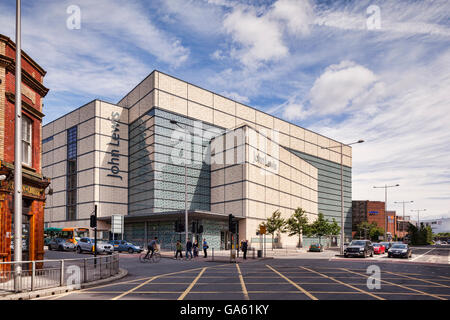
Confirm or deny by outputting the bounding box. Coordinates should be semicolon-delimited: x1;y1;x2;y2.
110;240;143;253
309;243;324;252
372;243;385;254
388;243;412;259
48;238;76;251
380;242;392;252
77;237;113;254
344;240;374;258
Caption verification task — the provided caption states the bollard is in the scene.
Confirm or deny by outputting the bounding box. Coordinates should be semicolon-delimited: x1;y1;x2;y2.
252;248;255;259
31;261;36;291
84;258;87;283
60;260;65;287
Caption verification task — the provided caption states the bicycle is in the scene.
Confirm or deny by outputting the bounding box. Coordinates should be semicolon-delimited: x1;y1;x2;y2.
139;250;161;263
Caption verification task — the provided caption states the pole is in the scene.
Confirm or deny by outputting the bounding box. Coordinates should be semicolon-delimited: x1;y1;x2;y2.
385;185;387;241
94;205;97;263
340;144;344;255
184;128;188;247
13;0;23;293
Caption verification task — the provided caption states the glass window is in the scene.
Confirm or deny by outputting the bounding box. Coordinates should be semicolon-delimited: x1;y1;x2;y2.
67;126;77;221
21;115;32;166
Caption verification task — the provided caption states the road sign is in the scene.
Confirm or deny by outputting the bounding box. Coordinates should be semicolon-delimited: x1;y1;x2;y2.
111;215;124;234
259;225;266;235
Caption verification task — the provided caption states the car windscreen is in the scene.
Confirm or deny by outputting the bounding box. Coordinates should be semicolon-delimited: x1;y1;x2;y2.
391;244;407;249
373;244;381;247
349;241;366;246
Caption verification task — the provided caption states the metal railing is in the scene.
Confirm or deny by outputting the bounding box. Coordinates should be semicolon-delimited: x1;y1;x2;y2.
0;253;120;294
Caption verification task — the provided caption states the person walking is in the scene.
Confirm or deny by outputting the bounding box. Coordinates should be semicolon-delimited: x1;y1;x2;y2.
193;240;199;258
186;239;193;260
174;240;183;260
203;238;208;258
242;239;248;260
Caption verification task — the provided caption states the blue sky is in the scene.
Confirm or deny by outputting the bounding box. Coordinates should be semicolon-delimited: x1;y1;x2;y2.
1;0;449;220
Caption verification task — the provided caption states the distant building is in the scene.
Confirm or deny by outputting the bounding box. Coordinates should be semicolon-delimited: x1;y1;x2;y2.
352;201;398;240
420;217;450;234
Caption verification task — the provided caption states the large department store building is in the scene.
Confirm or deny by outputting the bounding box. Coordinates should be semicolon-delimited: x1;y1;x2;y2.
42;70;353;249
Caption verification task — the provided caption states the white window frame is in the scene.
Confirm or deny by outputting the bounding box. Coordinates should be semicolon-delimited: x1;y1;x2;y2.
21;115;32;166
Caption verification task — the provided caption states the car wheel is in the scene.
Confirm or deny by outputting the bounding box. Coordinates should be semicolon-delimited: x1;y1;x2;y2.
48;245;52;251
370;250;373;257
128;248;134;254
58;245;64;251
77;246;82;254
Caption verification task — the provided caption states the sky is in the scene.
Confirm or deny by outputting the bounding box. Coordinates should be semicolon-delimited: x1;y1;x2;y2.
0;0;449;220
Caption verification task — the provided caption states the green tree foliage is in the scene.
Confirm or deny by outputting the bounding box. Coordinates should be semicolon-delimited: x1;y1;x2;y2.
329;218;341;236
356;222;384;242
309;213;339;244
261;210;286;249
408;224;433;245
286;208;309;248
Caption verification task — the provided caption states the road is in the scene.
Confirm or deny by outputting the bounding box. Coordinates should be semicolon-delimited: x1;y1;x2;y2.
37;245;450;300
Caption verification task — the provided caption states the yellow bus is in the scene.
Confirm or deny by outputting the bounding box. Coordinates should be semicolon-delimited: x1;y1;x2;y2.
44;227;89;245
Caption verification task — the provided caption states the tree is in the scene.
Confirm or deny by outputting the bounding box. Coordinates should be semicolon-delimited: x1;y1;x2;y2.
329;218;341;237
261;210;286;249
285;208;309;248
309;213;333;245
356;222;384;242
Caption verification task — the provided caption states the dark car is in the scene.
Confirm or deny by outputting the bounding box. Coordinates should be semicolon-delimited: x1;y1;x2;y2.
48;238;76;251
109;240;143;253
344;240;374;258
309;243;324;252
388;243;412;259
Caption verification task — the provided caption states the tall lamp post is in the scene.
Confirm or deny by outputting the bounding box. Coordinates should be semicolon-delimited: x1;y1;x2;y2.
170;120;189;247
411;209;426;228
321;139;364;255
373;184;399;241
14;0;23;293
394;200;413;234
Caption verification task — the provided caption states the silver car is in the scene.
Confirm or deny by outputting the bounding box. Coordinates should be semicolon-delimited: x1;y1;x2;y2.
48;238;76;251
77;237;113;254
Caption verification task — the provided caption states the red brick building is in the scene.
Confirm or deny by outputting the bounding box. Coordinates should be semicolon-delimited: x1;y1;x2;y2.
0;34;50;267
352;200;397;240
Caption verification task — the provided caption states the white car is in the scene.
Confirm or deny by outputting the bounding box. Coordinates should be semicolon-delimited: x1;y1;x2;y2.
77;237;113;254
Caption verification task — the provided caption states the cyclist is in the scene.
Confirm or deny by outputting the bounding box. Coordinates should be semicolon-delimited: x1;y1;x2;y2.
145;237;158;259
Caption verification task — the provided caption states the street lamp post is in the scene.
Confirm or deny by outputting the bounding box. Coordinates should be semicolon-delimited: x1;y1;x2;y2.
321;139;364;255
373;184;399;241
394;200;413;234
411;209;426;228
14;0;23;293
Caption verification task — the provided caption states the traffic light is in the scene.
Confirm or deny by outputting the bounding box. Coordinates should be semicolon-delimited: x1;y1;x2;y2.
191;221;197;233
229;214;236;233
197;225;203;234
90;214;97;228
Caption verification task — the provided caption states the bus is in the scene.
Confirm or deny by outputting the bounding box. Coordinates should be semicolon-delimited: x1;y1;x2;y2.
44;227;89;245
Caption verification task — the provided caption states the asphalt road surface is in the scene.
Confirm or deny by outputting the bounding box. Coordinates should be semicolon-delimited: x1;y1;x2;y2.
38;246;450;301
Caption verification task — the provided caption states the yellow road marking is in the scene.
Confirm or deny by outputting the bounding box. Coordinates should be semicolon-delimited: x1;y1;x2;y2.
439;275;450;280
383;270;450;288
178;267;207;300
110;263;228;300
236;264;249;300
341;268;447;301
301;267;385;300
266;265;318;300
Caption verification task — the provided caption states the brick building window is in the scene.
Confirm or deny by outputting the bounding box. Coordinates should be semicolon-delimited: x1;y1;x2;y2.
22;115;32;166
66;126;77;221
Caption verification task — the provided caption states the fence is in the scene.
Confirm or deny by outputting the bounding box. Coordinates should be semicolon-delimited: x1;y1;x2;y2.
0;253;120;294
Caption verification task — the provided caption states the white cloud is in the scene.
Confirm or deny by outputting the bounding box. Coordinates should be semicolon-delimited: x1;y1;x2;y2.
309;61;380;116
282;103;306;121
222;0;313;68
220;91;250;104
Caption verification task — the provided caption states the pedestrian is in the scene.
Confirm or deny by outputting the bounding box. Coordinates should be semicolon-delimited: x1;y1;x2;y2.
242;239;248;260
193;240;199;258
203;238;208;258
174;240;183;260
186;239;193;260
